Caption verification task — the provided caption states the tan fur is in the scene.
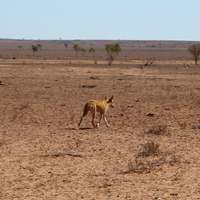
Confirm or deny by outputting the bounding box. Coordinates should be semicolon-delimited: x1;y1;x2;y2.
78;96;114;128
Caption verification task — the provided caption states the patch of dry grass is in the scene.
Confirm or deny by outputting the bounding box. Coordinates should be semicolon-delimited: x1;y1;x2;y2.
142;140;160;156
148;125;170;135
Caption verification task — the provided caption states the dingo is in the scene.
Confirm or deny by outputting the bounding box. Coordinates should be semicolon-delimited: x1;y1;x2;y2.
78;96;114;128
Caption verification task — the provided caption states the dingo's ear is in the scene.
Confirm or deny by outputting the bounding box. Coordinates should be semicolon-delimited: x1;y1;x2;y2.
110;95;114;100
105;96;108;99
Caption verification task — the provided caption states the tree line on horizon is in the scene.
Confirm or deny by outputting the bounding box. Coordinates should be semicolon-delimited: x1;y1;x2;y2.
17;42;200;65
29;42;121;65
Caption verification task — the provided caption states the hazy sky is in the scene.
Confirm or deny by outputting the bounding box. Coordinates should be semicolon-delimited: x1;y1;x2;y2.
1;0;200;41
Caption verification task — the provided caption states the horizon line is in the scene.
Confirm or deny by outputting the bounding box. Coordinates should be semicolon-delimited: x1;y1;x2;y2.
0;38;200;42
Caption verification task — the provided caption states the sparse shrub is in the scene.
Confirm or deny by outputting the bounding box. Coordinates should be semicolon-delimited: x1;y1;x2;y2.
148;125;169;135
142;140;160;156
125;144;160;174
125;141;160;173
187;44;200;65
125;158;151;174
13;56;16;59
124;141;186;174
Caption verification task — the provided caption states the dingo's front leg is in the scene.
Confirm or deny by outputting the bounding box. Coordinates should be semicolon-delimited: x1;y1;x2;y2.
96;114;103;128
103;114;110;127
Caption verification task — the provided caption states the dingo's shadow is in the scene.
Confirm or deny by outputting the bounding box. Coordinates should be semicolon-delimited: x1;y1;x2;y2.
79;127;93;130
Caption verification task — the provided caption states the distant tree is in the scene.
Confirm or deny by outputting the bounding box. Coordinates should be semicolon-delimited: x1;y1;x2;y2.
77;45;82;52
187;44;200;65
81;48;86;57
37;44;42;51
73;44;82;57
73;44;79;57
32;45;39;55
89;47;97;64
105;43;121;65
64;43;68;49
18;45;22;50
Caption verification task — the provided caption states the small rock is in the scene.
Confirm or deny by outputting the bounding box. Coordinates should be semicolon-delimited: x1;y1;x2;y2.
90;77;99;80
147;113;154;117
127;105;134;108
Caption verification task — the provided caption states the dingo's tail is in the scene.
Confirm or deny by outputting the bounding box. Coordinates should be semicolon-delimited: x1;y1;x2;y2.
82;103;89;117
78;103;89;126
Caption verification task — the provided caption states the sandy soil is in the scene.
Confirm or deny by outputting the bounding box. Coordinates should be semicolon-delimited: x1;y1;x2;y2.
1;40;200;199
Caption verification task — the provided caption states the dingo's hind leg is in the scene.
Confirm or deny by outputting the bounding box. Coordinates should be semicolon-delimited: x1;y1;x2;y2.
91;106;96;128
78;117;83;126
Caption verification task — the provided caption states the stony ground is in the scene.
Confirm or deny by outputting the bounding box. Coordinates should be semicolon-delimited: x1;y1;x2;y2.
1;59;200;199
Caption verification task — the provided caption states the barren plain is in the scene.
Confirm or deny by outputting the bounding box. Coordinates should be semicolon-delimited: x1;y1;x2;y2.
0;40;200;199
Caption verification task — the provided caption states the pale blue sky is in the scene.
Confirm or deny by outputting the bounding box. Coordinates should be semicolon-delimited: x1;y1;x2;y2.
1;0;200;41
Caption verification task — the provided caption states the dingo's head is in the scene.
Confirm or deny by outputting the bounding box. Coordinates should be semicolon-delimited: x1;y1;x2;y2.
106;95;115;108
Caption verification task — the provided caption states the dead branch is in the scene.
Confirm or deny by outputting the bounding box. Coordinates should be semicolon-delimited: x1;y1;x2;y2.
144;57;155;66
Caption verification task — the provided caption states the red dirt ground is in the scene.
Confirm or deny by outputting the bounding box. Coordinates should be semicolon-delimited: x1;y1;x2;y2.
1;40;200;199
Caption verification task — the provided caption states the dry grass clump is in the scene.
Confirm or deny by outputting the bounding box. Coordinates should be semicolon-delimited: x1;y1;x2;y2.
123;140;162;174
148;125;169;135
142;140;160;156
10;101;30;122
124;140;188;174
